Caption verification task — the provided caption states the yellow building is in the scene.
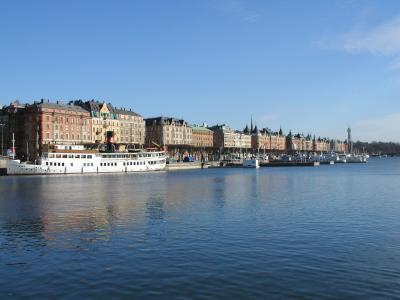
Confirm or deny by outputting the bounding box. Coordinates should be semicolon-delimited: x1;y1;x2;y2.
72;100;145;146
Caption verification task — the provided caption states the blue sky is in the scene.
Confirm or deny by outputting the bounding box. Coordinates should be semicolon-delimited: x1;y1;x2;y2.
1;0;400;142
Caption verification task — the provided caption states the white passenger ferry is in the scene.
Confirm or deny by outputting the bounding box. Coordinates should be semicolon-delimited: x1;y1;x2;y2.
6;145;166;175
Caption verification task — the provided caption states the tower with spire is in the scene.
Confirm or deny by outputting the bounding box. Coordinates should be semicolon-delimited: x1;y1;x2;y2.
347;126;352;154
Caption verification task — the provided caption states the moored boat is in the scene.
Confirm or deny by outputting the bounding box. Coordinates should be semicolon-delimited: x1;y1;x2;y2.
243;158;260;168
6;145;166;175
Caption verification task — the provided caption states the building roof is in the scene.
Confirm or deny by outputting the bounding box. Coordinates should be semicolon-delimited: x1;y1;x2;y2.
208;124;234;132
145;116;188;126
71;100;142;117
34;100;90;114
190;124;212;132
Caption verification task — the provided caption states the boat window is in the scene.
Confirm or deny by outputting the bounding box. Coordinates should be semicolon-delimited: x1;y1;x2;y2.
100;163;102;166
46;162;48;166
62;163;64;166
68;154;74;158
91;163;93;166
87;155;92;159
81;155;86;159
58;163;61;166
75;155;80;158
62;154;67;158
56;154;61;158
50;162;52;166
48;154;54;158
123;162;125;166
71;163;73;167
107;163;110;166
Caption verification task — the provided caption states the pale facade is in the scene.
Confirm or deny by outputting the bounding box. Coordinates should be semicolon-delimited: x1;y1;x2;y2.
252;129;287;152
118;109;145;146
145;117;192;147
234;131;251;149
191;125;213;148
210;124;251;149
314;138;331;152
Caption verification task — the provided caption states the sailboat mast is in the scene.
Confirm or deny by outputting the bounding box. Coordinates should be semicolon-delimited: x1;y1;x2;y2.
12;132;15;160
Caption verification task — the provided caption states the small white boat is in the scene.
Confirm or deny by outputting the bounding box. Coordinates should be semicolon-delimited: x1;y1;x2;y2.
243;159;260;168
346;154;368;163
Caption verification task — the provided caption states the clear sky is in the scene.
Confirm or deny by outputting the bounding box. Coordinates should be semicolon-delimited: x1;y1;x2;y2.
1;0;400;142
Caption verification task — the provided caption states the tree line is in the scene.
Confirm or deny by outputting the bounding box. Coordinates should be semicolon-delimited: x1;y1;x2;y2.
353;141;400;155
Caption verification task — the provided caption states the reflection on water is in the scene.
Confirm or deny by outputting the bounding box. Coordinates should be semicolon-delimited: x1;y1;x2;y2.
1;159;400;299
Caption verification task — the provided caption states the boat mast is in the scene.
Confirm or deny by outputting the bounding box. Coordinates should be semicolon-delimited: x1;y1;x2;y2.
12;132;15;160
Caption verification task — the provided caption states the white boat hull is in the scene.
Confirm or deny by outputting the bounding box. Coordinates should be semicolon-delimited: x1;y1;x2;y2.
243;159;260;168
6;151;166;175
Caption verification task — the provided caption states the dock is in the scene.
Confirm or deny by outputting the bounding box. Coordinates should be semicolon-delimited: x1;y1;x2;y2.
260;161;320;167
208;161;320;168
165;162;205;171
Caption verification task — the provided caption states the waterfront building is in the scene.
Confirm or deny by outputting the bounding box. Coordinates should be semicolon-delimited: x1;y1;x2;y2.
72;100;120;144
286;133;315;152
330;140;347;153
209;124;252;158
286;132;301;152
191;124;213;148
145;117;192;159
210;124;251;149
304;134;314;152
190;124;214;160
1;100;92;160
118;108;145;147
252;127;286;152
234;130;252;149
0;101;24;156
209;124;236;149
72;100;145;148
313;137;331;152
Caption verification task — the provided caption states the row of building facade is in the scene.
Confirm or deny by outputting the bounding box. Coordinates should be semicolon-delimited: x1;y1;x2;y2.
0;99;348;160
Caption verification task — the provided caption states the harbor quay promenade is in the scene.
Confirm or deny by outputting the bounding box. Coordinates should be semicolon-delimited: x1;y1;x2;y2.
0;99;348;163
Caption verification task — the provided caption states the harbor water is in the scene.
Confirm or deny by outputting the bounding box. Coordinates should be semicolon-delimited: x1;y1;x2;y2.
1;158;400;299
